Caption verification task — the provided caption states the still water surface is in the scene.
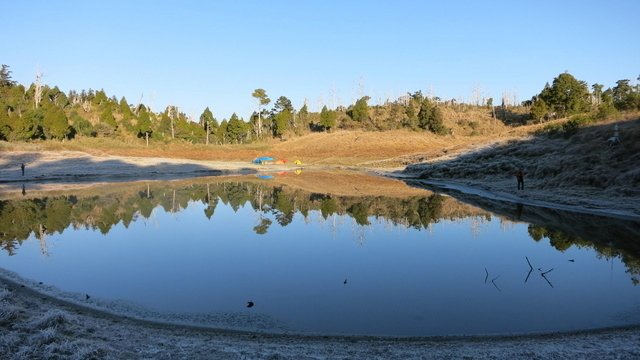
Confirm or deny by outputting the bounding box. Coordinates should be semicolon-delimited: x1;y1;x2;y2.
1;174;639;336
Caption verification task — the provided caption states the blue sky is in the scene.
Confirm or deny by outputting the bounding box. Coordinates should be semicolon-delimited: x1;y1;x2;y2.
4;0;639;120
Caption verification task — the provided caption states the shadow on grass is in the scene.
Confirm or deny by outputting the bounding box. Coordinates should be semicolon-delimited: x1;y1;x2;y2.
0;152;258;184
403;118;640;193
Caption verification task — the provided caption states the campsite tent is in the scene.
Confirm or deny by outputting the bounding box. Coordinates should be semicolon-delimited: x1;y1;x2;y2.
253;156;275;164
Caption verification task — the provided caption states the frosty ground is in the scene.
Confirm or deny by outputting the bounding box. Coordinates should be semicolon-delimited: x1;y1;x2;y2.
1;276;639;360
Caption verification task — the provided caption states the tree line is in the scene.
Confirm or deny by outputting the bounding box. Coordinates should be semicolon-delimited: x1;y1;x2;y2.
527;72;640;123
1;64;638;145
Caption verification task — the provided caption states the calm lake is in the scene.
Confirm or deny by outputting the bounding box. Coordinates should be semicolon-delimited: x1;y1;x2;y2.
1;172;639;337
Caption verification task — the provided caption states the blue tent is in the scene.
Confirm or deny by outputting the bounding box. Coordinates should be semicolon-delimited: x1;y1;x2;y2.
253;156;275;164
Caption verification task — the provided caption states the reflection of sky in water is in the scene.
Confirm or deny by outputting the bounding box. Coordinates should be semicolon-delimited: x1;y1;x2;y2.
2;198;640;336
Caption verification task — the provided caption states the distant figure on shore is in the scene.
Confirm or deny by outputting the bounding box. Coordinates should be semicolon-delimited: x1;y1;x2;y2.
22;184;26;196
20;163;25;176
515;169;525;190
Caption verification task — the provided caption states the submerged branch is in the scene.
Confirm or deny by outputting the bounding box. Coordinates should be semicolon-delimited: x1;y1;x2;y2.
541;272;554;288
525;256;533;270
524;256;534;283
491;275;501;291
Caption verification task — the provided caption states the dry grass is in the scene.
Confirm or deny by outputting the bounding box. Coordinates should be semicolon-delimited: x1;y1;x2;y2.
0;112;539;168
406;115;640;214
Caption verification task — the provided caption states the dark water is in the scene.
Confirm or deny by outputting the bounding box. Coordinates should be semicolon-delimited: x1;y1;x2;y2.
1;174;639;336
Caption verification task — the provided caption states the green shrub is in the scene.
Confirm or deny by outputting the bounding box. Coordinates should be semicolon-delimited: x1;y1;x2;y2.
596;102;616;120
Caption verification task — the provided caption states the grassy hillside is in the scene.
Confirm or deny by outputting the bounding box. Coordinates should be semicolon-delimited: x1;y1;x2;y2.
0;106;534;166
406;114;640;197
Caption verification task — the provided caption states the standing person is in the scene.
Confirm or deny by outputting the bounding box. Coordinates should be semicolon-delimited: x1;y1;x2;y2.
20;163;25;176
515;169;525;190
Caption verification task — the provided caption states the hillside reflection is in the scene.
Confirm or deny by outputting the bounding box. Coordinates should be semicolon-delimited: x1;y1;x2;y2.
0;178;459;250
1;174;639;284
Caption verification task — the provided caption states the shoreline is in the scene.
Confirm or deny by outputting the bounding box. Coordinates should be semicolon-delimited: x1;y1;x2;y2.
399;177;640;221
2;273;640;359
2;267;639;342
2;150;637;221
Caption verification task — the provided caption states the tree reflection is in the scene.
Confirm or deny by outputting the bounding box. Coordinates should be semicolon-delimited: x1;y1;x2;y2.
528;224;640;285
1;179;639;285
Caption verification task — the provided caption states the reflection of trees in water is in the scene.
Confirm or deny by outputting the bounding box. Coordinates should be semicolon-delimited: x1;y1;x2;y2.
253;217;272;235
528;224;640;285
2;181;638;285
0;182;448;255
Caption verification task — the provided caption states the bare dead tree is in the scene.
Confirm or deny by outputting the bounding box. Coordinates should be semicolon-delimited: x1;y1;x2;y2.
471;86;482;106
166;105;178;139
34;70;43;109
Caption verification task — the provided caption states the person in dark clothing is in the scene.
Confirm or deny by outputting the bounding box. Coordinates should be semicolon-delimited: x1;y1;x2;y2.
20;163;25;176
515;169;525;190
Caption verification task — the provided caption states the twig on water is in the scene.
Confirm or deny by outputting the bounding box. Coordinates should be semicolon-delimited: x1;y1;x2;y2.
541;271;554;288
491;275;501;292
525;256;533;270
525;256;534;283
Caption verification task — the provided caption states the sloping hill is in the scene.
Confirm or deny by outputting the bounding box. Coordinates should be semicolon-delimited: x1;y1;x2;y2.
404;116;640;216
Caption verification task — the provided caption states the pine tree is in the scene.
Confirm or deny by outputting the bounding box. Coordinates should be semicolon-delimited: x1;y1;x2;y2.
319;105;336;131
0;64;16;87
10;109;43;140
0;106;10;140
271;96;293;138
538;72;590;117
530;99;548;122
42;105;71;140
69;111;95;137
297;103;309;130
199;107;218;144
100;107;117;128
217;119;228;144
273;109;291;138
226;113;246;143
137;107;153;146
418;98;446;134
119;97;134;119
350;96;370;122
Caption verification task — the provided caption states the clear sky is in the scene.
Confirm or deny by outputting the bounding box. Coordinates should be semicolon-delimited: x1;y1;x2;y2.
4;0;639;120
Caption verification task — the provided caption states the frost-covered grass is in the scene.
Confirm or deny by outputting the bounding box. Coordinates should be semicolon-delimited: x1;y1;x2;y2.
405;117;640;216
1;279;640;360
409;117;640;190
0;284;112;360
29;309;74;330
